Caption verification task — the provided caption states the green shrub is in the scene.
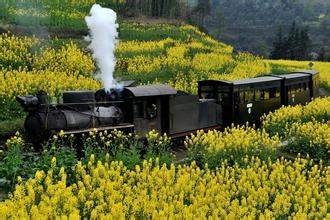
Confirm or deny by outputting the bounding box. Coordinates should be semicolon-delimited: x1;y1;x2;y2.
284;121;330;163
185;126;280;169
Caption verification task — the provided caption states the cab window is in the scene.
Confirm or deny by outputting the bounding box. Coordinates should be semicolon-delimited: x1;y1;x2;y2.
217;92;230;105
200;86;214;99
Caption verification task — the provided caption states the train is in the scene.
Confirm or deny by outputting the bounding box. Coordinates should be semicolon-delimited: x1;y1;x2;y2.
16;69;320;144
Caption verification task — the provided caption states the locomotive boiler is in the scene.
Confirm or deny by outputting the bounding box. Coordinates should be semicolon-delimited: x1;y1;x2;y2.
17;69;320;144
16;90;130;144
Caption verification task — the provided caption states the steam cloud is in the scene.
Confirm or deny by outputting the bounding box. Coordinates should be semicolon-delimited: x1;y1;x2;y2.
85;4;121;90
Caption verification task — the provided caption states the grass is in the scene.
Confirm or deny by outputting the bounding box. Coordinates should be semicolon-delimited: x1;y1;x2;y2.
0;118;24;138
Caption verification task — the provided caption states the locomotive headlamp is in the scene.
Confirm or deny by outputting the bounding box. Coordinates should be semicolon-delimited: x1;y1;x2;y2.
16;95;39;112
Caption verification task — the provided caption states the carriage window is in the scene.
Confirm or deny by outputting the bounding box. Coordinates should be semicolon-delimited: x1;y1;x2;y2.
294;84;299;93
234;92;239;105
261;90;269;100
255;90;261;101
269;88;277;98
315;77;320;88
244;91;254;102
244;91;249;102
240;92;244;103
313;76;320;89
276;88;280;97
260;90;264;100
303;82;307;91
296;84;302;93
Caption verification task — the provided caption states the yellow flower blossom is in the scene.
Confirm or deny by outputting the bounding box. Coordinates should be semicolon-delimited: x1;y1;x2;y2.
0;157;327;219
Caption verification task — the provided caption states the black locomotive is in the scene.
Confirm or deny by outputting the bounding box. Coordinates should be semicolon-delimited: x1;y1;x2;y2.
17;69;319;143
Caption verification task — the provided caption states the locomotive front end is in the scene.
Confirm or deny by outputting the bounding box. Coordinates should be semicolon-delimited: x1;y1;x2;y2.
17;89;128;144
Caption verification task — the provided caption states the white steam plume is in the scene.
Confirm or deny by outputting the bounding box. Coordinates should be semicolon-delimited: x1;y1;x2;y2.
85;4;121;90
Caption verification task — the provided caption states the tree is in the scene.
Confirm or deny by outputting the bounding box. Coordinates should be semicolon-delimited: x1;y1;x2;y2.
270;26;285;59
317;47;326;61
270;22;312;60
298;29;311;60
123;0;186;18
189;0;211;28
286;22;297;59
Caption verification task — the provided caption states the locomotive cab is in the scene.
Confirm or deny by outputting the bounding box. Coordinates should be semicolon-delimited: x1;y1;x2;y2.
117;84;176;137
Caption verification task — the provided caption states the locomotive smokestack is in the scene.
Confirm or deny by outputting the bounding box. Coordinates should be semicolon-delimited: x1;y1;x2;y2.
85;4;122;91
95;87;124;103
16;96;39;112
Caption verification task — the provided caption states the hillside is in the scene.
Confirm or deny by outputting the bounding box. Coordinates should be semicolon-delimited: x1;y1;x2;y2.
207;0;330;57
1;22;330;136
1;0;329;58
1;22;330;95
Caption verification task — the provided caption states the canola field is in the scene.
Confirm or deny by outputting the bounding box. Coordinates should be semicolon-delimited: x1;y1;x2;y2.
0;0;124;28
0;156;327;219
0;97;328;218
0;13;329;219
1;24;330;102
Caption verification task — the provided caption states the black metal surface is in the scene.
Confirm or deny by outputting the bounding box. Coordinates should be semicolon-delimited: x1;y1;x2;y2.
46;110;67;130
94;106;123;125
169;95;199;134
62;123;134;134
95;88;123;103
24;113;44;140
120;80;136;87
123;84;177;98
281;70;319;100
199;76;283;126
199;76;282;86
17;69;320;144
16;96;39;112
132;97;162;137
290;69;318;76
272;73;311;105
198;99;218;128
63;91;94;111
36;91;48;111
232;76;282;85
235;81;282;124
21;95;124;143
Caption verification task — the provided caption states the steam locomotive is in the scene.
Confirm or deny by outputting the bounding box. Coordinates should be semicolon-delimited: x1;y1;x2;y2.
17;70;319;144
